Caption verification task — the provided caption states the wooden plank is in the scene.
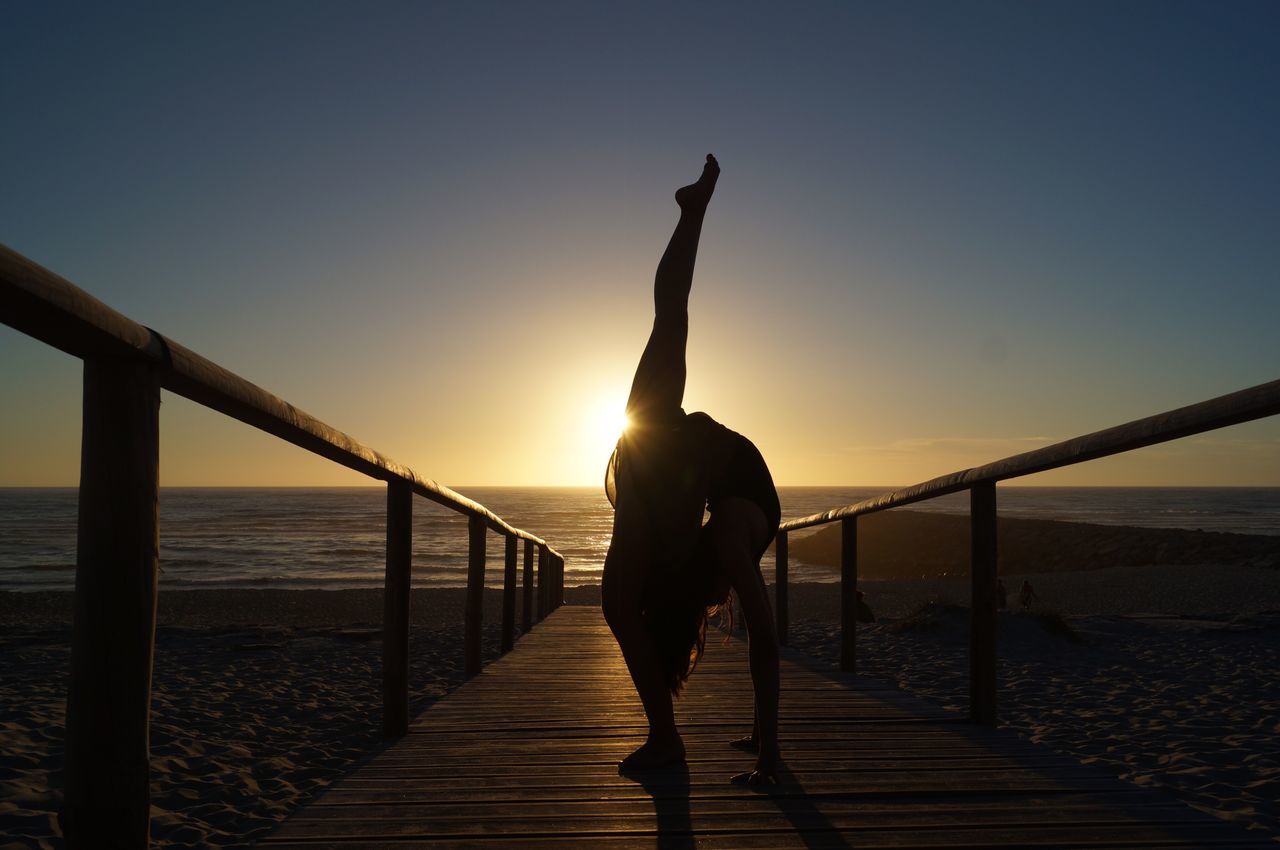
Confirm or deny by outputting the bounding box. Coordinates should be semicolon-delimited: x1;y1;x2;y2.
61;357;162;850
330;771;1134;794
264;819;1260;847
365;741;1019;757
313;788;1165;812
350;755;1085;772
264;606;1259;848
294;781;1156;806
262;828;1272;850
291;802;1210;829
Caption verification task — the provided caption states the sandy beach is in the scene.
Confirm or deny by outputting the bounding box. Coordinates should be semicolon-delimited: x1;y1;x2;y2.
775;564;1280;843
0;588;518;848
4;561;1280;846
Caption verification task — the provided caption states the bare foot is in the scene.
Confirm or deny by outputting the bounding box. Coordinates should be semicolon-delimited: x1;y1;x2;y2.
675;154;720;210
729;734;759;753
619;733;686;773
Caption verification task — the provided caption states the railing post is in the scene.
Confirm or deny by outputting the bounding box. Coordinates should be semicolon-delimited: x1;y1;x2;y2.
555;553;565;609
536;545;548;622
464;516;486;678
840;517;858;672
522;539;535;633
501;534;517;653
775;530;789;646
550;554;557;612
970;481;998;726
62;358;160;850
548;553;557;614
382;479;412;737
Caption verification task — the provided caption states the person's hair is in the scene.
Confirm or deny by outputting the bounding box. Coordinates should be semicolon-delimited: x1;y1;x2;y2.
642;529;733;695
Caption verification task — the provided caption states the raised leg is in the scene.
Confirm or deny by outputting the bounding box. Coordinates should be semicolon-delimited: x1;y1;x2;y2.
625;154;719;424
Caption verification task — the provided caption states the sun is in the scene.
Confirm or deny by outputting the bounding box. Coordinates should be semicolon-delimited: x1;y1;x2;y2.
581;396;630;463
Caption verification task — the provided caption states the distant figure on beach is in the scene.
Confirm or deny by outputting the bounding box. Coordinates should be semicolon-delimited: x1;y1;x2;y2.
1018;580;1037;609
602;155;782;785
996;578;1008;610
855;589;876;623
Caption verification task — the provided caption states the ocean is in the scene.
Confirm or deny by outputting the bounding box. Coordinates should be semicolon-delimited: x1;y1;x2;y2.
1;487;1278;592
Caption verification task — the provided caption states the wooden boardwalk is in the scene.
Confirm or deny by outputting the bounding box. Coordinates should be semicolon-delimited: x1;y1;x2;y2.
263;606;1265;849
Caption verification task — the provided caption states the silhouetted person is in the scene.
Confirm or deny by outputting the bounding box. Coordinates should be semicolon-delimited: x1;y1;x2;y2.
996;578;1008;610
1018;580;1037;609
855;589;876;623
602;155;782;785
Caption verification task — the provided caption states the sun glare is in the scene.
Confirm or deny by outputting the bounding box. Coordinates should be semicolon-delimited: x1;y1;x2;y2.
582;397;630;463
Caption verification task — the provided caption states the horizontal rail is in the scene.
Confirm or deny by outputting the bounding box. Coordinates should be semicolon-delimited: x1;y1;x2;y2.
781;376;1280;532
0;244;559;554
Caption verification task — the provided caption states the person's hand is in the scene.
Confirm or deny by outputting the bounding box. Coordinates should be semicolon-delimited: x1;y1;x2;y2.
730;766;779;787
731;753;780;787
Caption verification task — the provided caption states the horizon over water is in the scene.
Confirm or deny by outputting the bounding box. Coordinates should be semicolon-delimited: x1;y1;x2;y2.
1;486;1278;592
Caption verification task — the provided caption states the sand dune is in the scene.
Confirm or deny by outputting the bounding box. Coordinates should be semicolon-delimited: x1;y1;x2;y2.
788;509;1280;579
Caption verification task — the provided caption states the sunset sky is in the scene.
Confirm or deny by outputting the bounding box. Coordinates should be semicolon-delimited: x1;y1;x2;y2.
2;1;1277;488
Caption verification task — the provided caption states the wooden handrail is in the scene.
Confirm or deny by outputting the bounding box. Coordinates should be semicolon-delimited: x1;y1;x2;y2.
0;243;560;553
774;373;1280;730
1;242;567;849
781;376;1280;532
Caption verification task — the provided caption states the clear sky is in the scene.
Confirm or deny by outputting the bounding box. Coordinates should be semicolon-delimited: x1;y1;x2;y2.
2;1;1277;487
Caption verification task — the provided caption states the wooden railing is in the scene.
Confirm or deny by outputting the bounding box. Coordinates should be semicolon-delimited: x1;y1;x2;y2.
0;244;566;848
773;377;1280;727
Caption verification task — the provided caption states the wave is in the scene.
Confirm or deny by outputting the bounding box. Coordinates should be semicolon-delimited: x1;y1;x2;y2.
4;487;1278;591
0;562;75;572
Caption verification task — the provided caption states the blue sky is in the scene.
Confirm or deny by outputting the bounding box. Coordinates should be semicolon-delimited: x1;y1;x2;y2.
2;1;1277;485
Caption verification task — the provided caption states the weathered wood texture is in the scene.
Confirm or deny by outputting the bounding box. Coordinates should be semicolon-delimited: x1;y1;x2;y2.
0;243;562;555
264;606;1264;848
62;358;161;849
